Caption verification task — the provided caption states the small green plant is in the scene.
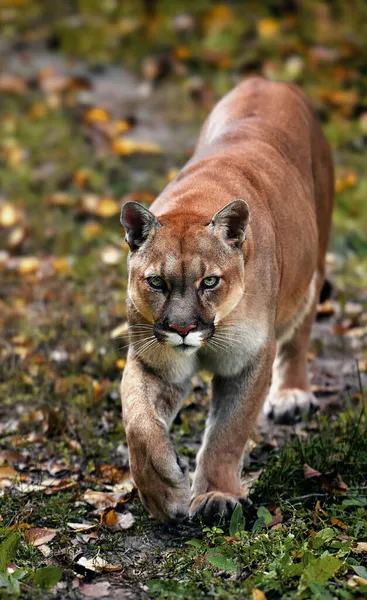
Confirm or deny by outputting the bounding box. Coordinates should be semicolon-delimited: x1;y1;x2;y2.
0;530;62;597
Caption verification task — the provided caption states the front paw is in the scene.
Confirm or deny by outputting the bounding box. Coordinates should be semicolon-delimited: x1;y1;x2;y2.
264;388;319;424
189;491;251;522
131;448;190;523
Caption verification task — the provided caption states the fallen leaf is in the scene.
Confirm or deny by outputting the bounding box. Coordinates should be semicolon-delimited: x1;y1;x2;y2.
257;18;279;39
18;257;40;275
82;490;126;509
321;472;348;495
100;509;135;531
0;203;20;227
95;197;120;218
304;464;322;478
43;478;78;495
84;108;110;124
0;467;17;479
252;589;267;600
67;523;96;532
101;245;122;265
79;581;111;597
351;542;367;554
0;75;27;94
313;499;321;525
47;192;77;207
330;518;348;530
76;556;121;572
112;138;161;156
38;544;51;557
25;528;57;546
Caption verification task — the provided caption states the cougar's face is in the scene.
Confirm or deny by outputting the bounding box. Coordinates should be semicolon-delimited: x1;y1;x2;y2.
127;223;246;355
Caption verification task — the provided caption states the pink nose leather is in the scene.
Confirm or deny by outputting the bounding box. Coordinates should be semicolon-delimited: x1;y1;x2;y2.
169;324;196;336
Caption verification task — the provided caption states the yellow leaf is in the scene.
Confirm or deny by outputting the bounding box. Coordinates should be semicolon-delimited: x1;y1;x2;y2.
257;18;280;39
18;257;40;275
7;226;26;249
113;120;131;135
84;107;110;124
112;138;161;156
252;589;267;600
52;257;71;274
82;222;101;240
167;168;178;182
203;5;234;33
116;358;126;370
0;203;19;227
95;197;120;218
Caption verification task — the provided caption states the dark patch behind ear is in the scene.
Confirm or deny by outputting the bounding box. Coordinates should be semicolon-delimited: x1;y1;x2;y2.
210;199;249;247
120;202;160;251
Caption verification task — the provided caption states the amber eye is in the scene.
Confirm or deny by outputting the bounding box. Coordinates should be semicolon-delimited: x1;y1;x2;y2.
147;276;167;291
202;276;220;289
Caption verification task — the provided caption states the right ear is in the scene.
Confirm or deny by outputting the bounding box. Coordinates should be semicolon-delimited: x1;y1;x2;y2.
120;202;160;251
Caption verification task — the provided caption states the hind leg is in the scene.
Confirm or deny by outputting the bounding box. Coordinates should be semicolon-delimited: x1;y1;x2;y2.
264;274;321;424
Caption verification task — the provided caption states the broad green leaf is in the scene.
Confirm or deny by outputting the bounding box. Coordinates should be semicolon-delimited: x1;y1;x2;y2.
207;554;237;572
352;565;367;579
299;554;342;589
33;566;62;589
308;582;334;599
0;533;20;572
342;497;367;508
257;506;272;526
185;539;202;549
229;503;245;536
313;528;336;549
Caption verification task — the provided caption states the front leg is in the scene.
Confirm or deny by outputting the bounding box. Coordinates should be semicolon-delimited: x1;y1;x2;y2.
190;342;275;521
121;353;192;522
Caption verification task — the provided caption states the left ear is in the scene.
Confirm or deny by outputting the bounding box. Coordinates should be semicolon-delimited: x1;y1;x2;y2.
210;199;249;247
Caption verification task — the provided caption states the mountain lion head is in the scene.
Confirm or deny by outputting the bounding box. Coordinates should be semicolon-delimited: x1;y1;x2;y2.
121;200;249;355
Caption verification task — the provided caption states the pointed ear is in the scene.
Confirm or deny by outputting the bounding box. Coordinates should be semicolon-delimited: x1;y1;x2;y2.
210;200;249;247
120;202;160;251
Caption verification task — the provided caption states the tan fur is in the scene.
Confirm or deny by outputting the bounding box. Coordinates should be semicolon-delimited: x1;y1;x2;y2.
120;77;334;522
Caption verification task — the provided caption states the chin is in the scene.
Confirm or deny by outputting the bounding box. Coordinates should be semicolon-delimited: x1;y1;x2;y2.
173;344;199;355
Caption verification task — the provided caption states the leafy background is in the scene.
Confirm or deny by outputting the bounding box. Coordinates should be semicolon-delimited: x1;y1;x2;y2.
0;0;366;598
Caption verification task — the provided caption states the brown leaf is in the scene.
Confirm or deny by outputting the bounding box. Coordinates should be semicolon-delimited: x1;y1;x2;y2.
76;556;121;572
98;464;130;485
43;478;78;495
270;507;283;528
24;527;57;546
0;75;27;94
330;518;348;530
303;464;322;478
313;499;321;525
100;509;135;531
0;466;18;479
82;490;126;510
321;472;348;495
351;542;367;554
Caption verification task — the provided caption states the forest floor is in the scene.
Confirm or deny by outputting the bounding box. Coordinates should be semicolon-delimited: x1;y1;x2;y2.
0;2;366;599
